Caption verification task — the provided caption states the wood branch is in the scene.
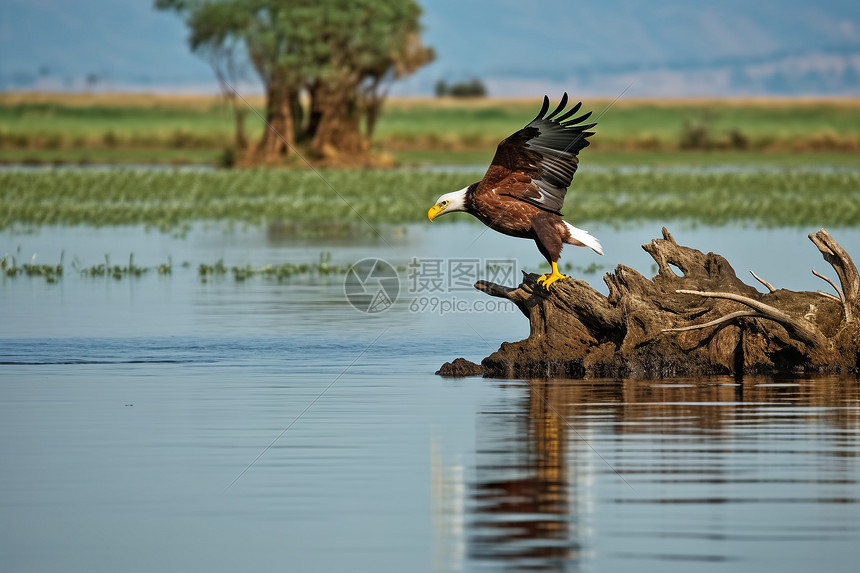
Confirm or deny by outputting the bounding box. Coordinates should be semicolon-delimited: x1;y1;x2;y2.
475;279;519;298
475;276;530;317
817;291;841;302
750;270;776;292
675;289;828;348
813;269;848;321
663;310;760;333
440;228;859;379
809;229;858;322
813;269;843;299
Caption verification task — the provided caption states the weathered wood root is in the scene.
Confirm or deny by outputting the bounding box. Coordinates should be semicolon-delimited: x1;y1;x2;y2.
436;357;484;377
442;228;860;379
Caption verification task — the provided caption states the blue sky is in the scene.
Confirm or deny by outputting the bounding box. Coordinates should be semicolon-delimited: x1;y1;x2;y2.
2;0;859;95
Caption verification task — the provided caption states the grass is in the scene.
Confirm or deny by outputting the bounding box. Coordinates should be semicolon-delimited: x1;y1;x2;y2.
0;93;240;141
2;94;858;235
5;146;857;170
76;253;173;279
199;252;352;282
0;250;175;283
378;97;860;153
1;250;64;283
2;168;859;232
2;93;859;166
0;147;223;165
0;248;361;285
396;148;860;168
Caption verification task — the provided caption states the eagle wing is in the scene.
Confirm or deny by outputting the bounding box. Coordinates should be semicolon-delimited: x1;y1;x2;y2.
477;93;596;214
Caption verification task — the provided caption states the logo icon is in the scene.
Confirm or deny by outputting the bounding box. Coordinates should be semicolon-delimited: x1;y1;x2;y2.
344;258;400;313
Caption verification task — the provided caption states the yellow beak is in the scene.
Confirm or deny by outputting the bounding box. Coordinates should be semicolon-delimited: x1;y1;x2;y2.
427;204;445;221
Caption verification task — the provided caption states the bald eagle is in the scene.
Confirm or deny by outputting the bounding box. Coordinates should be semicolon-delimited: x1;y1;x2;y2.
427;93;602;289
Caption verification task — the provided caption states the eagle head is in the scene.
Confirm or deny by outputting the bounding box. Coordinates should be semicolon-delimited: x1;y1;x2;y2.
428;187;469;221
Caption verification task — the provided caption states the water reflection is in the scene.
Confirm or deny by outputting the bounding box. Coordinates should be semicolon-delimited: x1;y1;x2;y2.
445;377;860;571
470;379;581;569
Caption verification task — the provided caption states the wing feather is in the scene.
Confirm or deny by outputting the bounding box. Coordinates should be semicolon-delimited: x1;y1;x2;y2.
477;93;596;214
555;101;583;123
561;112;593;126
544;92;568;120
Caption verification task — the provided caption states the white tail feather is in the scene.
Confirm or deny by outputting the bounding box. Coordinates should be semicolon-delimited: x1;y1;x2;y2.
563;221;603;255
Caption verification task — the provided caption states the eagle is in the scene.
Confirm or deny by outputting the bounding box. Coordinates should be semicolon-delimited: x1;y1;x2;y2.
427;93;602;289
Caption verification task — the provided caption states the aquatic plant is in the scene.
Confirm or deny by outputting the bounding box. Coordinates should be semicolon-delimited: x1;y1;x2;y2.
1;249;358;284
77;253;152;280
198;253;352;283
1;167;859;231
1;250;64;283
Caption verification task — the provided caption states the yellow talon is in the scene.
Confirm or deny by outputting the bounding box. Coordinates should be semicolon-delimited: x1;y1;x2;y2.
538;262;567;289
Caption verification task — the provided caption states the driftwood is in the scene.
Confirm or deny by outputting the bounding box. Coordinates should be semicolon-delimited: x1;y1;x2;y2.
437;228;859;379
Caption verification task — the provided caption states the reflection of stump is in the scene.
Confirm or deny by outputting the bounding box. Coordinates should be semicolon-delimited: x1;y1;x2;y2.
438;228;859;379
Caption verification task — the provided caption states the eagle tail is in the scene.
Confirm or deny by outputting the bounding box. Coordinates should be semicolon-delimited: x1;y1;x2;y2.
563;221;603;255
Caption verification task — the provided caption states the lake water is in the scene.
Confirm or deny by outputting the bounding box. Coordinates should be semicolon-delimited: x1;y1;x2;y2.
2;221;859;572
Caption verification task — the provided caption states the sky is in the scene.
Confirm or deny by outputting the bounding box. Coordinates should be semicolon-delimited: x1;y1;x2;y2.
1;0;859;96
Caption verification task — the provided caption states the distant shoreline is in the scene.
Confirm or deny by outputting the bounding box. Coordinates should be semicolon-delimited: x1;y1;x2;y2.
2;91;860;109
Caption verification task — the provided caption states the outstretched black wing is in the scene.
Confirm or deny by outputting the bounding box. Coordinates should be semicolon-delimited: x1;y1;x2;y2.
479;93;596;213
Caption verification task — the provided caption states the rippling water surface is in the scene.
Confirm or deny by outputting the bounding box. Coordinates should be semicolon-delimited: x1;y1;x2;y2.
2;223;859;572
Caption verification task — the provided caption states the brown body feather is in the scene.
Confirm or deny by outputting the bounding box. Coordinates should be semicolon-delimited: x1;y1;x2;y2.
464;184;573;264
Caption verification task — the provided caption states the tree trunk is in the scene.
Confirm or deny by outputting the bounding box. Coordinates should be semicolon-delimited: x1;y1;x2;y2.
303;81;322;143
256;80;295;164
363;92;384;140
308;81;369;162
361;74;387;139
290;95;304;144
233;105;247;151
437;228;860;379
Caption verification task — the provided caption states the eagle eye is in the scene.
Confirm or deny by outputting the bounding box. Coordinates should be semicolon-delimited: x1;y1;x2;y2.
441;200;448;206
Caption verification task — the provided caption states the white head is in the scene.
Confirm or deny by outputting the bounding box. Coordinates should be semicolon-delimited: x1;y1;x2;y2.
427;187;469;221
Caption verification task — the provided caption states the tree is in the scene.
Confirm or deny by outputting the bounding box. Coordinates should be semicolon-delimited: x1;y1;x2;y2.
156;0;433;164
435;78;487;98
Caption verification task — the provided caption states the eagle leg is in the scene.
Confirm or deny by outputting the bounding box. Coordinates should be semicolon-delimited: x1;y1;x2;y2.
537;261;568;289
532;213;566;289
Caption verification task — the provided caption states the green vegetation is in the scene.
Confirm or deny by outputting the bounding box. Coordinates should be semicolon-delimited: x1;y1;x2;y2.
199;253;351;282
2;95;857;237
2;94;859;166
0;147;224;165
376;98;860;154
434;78;487;98
0;100;232;141
392;148;860;168
2;168;858;232
0;249;362;285
0;96;240;165
76;253;173;279
1;251;64;283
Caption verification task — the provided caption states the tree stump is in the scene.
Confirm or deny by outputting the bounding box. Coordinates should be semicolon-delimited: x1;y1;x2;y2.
438;228;859;379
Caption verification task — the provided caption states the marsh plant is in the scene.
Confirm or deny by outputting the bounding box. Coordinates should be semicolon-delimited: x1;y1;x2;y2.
198;253;351;283
1;250;64;283
2;168;859;232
